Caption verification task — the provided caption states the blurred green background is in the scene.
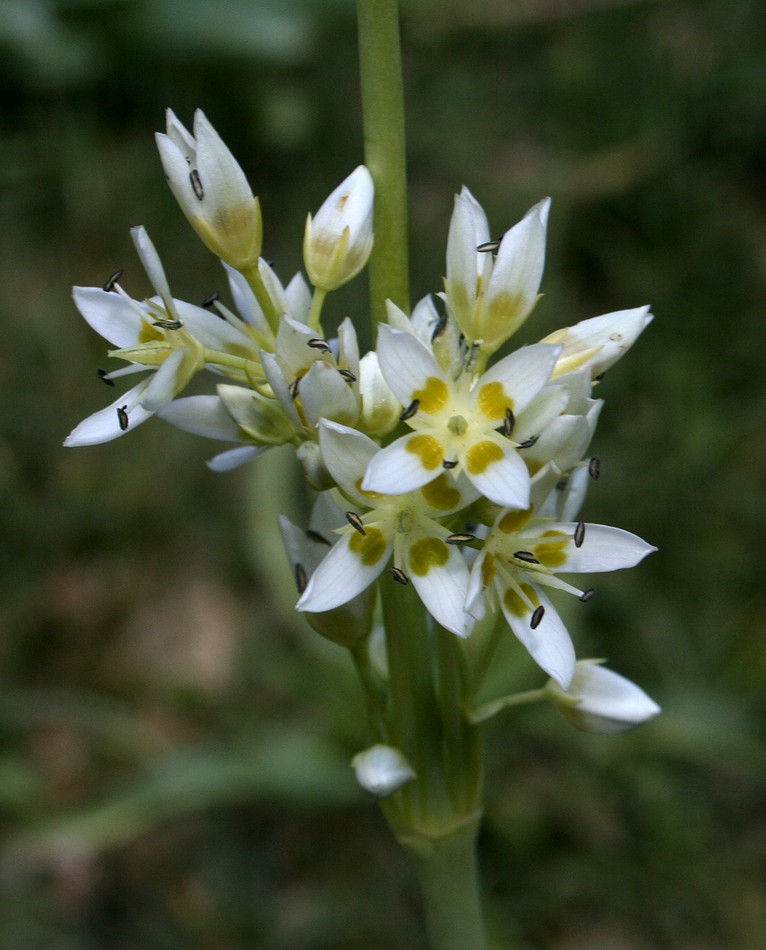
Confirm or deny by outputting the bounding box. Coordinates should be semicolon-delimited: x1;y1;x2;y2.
2;0;765;947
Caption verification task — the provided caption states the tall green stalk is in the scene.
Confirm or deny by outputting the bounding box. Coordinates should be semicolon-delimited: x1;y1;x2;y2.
355;3;489;947
356;0;410;323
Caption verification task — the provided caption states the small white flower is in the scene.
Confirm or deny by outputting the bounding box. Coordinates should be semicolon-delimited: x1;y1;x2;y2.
303;166;374;291
362;323;561;509
156;109;262;269
543;306;654;380
466;498;656;688
545;660;661;733
65;228;253;446
352;744;415;798
296;420;478;638
444;189;549;353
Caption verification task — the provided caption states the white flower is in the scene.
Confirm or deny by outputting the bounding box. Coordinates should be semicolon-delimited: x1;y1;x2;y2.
362;323;561;509
65;228;252;446
443;189;549;353
156;109;262;269
545;660;661;733
466;500;656;688
296;420;478;638
543;306;654;380
352;745;416;797
303;166;374;291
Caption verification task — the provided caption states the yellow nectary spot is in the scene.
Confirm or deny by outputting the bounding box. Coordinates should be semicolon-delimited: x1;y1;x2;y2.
406;433;444;471
408;537;449;576
349;525;388;566
481;552;496;586
354;477;384;501
464;440;504;475
476;381;514;421
412;376;450;414
421;473;461;511
503;581;539;618
535;530;568;568
498;507;533;534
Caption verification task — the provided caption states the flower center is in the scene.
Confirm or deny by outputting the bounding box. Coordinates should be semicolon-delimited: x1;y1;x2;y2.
447;414;468;436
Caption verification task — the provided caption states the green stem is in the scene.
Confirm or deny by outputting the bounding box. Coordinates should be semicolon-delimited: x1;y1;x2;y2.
240;260;281;333
379;580;450;830
401;815;487;950
357;0;410;325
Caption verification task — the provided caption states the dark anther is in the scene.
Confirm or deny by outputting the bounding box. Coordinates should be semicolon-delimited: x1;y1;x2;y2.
117;405;129;431
289;376;303;400
97;369;115;387
390;567;409;585
308;338;331;353
579;588;596;603
339;369;357;383
446;533;476;545
588;456;601;480
530;605;545;629
503;408;515;437
345;511;366;535
514;551;540;564
152;319;182;330
574;520;585;548
518;435;539;449
442;459;458;469
201;290;221;308
400;399;420;421
476;238;501;253
103;269;123;292
190;169;204;200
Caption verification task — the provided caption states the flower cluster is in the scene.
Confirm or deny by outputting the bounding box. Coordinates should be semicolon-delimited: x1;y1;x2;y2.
66;109;659;733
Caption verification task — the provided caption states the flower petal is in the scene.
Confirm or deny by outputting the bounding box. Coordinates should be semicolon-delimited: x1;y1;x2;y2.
63;380;154;446
499;583;575;688
296;526;393;614
475;343;561;418
550;523;657;572
318;419;378;504
405;532;474;638
460;432;530;508
158;395;243;441
299;361;358;430
546;660;661;733
72;287;146;349
206;445;263;471
375;323;450;411
362;431;446;495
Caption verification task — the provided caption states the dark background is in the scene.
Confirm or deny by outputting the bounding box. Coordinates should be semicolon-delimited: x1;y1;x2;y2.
1;0;765;946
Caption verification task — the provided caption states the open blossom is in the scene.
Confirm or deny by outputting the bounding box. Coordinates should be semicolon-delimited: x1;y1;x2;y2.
362;323;562;509
466;489;656;687
297;420;478;638
64;227;255;446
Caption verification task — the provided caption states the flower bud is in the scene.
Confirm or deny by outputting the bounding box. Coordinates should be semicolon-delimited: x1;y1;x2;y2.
303;166;374;291
156;109;262;269
545;660;661;734
351;745;415;798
